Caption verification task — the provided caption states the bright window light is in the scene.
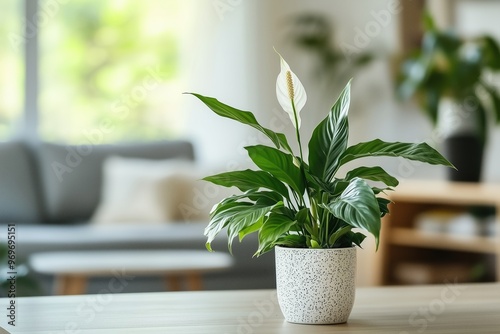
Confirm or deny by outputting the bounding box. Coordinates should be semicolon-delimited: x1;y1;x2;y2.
39;0;187;143
0;1;23;140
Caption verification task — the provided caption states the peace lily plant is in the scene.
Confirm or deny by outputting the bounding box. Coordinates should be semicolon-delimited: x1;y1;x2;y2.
187;53;454;256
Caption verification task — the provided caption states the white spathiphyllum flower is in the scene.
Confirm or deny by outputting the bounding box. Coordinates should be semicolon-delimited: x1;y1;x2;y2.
276;54;307;129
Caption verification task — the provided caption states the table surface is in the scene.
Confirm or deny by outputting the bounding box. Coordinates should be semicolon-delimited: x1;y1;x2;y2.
29;250;233;275
2;283;499;333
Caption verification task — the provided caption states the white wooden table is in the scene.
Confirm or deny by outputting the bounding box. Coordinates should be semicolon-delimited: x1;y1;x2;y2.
1;283;499;333
29;250;233;294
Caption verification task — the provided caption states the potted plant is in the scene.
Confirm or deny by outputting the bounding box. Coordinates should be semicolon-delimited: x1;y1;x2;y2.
187;52;453;325
397;13;500;182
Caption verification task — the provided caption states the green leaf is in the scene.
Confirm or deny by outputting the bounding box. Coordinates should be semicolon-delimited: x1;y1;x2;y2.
377;197;392;217
247;191;283;206
238;216;264;242
205;191;281;251
245;145;305;196
482;82;500;124
310;239;321;248
322;178;381;249
339;139;455;169
187;93;292;152
225;202;282;253
424;86;440;124
295;207;311;227
372;186;393;195
328;225;352;247
475;98;488;145
345;166;399;187
422;11;436;32
329;180;350;197
346;231;367;248
478;35;500;69
204;169;289;200
205;201;253;251
256;214;296;256
308;80;351;181
275;234;307;248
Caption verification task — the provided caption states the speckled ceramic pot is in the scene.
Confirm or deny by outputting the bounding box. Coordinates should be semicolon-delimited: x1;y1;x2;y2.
275;246;356;324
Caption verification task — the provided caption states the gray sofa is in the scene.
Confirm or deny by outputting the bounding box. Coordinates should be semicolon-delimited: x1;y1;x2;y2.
0;140;275;295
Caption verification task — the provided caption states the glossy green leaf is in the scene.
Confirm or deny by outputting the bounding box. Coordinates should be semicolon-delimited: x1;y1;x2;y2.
377;197;392;217
205;190;281;251
346;231;367;248
248;191;284;206
345;166;399;187
308;80;351;181
322;178;381;249
225;202;283;253
245;145;305;196
204;169;289;200
187;93;292;153
238;217;264;242
310;239;321;248
328;225;352;247
295;207;311;227
372;187;393;195
205;201;253;251
256;214;296;256
274;235;307;248
339;139;455;169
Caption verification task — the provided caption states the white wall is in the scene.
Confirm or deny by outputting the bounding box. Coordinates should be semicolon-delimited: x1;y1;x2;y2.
182;0;263;172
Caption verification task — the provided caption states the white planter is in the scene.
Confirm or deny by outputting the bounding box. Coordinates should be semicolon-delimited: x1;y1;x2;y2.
275;246;356;324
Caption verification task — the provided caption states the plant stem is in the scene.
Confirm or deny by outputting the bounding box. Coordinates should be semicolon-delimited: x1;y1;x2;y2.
291;100;313;226
291;100;305;164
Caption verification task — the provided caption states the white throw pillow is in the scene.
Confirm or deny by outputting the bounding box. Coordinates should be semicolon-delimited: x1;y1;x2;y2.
91;157;207;225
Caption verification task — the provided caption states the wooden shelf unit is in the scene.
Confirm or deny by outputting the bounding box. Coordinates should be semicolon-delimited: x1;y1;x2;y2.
380;180;500;285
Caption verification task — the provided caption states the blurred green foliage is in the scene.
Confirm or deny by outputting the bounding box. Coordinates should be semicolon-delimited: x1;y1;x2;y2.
397;12;500;145
1;0;186;143
0;0;23;140
40;0;184;143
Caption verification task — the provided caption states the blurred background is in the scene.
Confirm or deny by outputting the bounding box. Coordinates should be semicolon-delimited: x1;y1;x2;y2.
2;0;500;176
1;0;500;296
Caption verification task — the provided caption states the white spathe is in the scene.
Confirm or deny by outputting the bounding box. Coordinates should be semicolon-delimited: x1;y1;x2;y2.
276;54;307;129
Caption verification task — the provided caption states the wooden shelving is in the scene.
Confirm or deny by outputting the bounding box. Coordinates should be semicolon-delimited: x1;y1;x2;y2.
390;228;497;254
380;180;500;285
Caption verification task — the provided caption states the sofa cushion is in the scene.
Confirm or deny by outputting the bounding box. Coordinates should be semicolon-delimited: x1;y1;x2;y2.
0;141;43;224
91;157;200;225
35;140;195;223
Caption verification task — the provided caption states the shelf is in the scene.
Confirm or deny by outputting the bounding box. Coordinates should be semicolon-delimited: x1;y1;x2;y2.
389;228;498;254
389;180;500;206
380;180;500;285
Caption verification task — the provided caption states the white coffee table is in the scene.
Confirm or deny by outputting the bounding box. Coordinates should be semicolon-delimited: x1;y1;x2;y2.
29;250;233;295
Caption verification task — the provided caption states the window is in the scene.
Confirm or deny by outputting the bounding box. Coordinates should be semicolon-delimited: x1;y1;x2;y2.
4;0;189;143
0;1;23;140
